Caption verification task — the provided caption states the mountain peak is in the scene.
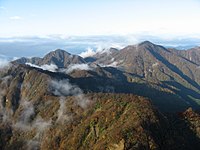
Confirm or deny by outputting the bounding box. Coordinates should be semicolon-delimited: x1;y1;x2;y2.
43;49;72;60
41;49;85;68
139;41;155;46
51;49;71;55
109;47;119;51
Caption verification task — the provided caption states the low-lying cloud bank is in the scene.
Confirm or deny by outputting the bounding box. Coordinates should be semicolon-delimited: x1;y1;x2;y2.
26;63;58;72
62;64;92;74
26;62;93;74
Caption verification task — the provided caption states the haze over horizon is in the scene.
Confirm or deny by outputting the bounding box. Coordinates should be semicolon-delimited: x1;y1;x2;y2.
0;0;200;38
1;0;200;57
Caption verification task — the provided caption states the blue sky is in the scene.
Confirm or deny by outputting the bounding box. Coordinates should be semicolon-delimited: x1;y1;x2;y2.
1;0;200;37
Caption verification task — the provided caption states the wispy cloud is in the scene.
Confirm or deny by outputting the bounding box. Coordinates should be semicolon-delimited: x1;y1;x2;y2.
79;48;96;58
0;58;10;69
0;6;6;10
50;79;90;109
0;6;8;13
10;16;23;20
26;63;58;72
79;45;118;58
62;64;92;74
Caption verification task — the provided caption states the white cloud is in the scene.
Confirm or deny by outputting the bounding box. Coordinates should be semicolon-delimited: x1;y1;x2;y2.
50;79;90;109
0;6;6;10
79;47;96;58
32;116;52;132
0;6;8;13
25;63;58;72
96;46;111;55
40;64;58;72
26;140;40;150
79;45;119;58
13;100;35;131
12;57;19;61
20;101;35;124
106;61;118;67
125;35;140;44
9;16;23;20
25;63;39;68
99;61;119;68
0;58;10;69
50;79;91;124
12;99;52;150
50;80;82;97
26;62;91;73
12;99;52;144
56;98;73;124
63;64;92;74
109;43;126;49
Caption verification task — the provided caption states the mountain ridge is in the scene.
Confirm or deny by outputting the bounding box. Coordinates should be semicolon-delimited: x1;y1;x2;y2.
1;41;200;149
13;49;86;68
12;41;200;111
0;64;200;149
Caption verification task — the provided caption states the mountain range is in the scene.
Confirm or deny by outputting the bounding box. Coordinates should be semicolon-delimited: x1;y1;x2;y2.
13;41;200;111
1;41;200;149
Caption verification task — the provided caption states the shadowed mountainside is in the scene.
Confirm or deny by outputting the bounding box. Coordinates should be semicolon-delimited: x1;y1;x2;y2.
0;64;200;149
12;41;200;111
